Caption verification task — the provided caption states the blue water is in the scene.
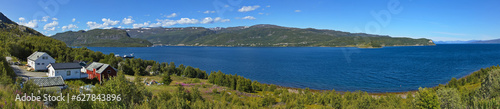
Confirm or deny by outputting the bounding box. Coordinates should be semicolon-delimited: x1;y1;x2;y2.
87;44;500;92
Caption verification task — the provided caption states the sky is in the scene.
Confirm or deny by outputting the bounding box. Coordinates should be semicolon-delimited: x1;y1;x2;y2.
0;0;499;41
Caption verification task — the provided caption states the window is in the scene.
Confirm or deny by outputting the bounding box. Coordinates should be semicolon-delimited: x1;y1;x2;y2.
37;63;40;65
42;56;48;59
107;70;111;73
42;63;44;65
67;71;71;76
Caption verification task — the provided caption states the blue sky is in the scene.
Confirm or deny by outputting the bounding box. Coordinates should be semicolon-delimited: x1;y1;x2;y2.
0;0;499;41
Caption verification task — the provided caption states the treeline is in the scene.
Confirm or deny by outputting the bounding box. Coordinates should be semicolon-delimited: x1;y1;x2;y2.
0;54;15;84
435;65;500;108
208;71;277;93
119;58;208;79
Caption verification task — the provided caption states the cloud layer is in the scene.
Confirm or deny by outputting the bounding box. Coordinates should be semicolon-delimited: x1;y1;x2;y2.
133;17;230;28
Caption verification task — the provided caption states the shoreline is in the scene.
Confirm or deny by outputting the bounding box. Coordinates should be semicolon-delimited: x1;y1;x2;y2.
79;44;436;48
273;67;485;96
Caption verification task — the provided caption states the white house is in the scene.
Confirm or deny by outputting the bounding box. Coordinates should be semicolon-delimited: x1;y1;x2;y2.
27;51;55;71
47;63;88;80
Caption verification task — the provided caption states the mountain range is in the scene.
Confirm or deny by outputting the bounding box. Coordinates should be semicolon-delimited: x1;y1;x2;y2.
52;24;435;47
51;29;152;47
434;39;500;44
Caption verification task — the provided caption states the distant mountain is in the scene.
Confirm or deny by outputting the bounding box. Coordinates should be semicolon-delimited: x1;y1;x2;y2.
53;24;435;47
0;12;44;36
434;38;500;44
51;29;152;47
0;12;16;25
470;38;500;44
433;40;480;44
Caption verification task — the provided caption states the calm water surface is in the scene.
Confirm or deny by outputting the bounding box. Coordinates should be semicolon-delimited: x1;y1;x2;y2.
88;44;500;92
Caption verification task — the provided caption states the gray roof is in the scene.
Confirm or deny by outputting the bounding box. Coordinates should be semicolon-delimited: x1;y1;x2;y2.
28;76;65;87
27;51;49;61
49;63;82;70
85;62;117;74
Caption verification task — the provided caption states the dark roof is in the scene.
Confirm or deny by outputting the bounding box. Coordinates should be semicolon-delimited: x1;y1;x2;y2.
48;63;82;70
28;76;65;87
85;62;117;74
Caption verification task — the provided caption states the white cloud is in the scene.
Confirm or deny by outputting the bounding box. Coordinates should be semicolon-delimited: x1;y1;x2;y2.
242;16;256;20
165;13;178;18
72;18;76;22
203;10;216;14
294;10;301;12
17;17;38;28
51;18;58;20
86;18;120;29
148;22;162;27
19;17;25;21
62;24;78;31
266;5;271;8
133;22;149;28
86;22;101;29
102;18;120;26
156;19;177;27
122;16;135;25
43;21;58;31
214;17;230;22
201;17;230;24
176;18;199;24
258;13;264;15
238;5;260;12
201;17;213;24
41;16;50;22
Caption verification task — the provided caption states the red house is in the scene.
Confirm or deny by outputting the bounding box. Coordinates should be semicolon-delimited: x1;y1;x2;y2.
84;62;117;82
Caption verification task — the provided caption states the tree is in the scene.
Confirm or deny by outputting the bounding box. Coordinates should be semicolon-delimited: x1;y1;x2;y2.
447;77;458;88
437;88;463;109
183;66;195;78
162;73;173;85
414;87;441;109
190;87;203;102
479;69;500;99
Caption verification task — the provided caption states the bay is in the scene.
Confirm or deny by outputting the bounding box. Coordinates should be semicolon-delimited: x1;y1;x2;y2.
88;44;500;92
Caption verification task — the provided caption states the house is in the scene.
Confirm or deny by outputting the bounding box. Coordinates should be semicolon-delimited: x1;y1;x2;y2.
28;76;66;89
85;62;117;82
27;51;55;71
47;63;88;80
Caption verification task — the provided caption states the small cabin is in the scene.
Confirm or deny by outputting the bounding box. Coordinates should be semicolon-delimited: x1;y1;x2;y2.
84;62;117;82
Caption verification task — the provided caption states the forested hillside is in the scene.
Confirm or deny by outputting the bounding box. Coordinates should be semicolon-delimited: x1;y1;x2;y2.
53;24;435;48
51;29;152;47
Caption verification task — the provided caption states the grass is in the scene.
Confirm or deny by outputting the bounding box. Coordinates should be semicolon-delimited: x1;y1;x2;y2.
124;74;232;101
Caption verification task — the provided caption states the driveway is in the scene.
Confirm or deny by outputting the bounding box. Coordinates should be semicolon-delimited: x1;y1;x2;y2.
11;65;47;81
